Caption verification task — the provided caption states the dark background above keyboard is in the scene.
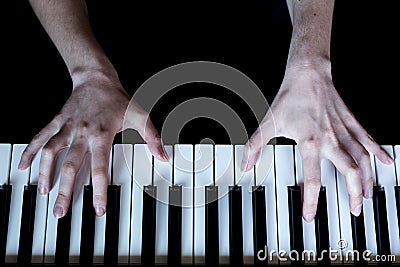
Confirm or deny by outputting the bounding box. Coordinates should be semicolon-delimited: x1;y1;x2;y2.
1;0;398;145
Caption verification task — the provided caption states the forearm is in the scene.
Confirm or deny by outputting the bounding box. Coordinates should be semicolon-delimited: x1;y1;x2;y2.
286;0;335;66
28;0;116;80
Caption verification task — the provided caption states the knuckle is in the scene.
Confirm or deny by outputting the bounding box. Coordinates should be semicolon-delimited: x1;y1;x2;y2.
41;147;55;159
62;161;77;177
360;149;370;159
305;178;322;189
39;171;50;180
363;179;373;188
346;164;362;180
323;129;339;146
92;167;109;181
300;137;320;153
349;192;363;200
347;186;363;198
32;132;43;142
57;191;71;202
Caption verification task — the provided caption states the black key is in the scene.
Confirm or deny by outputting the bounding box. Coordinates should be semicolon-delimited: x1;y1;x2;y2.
17;185;37;265
79;185;96;265
314;187;330;265
229;185;243;265
252;186;267;266
395;186;400;234
372;186;391;255
288;186;304;265
205;185;219;266
351;212;366;264
141;185;157;266
0;184;12;265
168;185;182;266
55;197;73;265
104;185;121;265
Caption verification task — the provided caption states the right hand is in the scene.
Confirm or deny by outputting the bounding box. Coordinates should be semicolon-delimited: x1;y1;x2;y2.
18;70;168;218
241;61;393;222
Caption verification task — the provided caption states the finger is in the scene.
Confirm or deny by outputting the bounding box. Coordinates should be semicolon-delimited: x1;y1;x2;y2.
19;118;61;170
361;134;393;165
91;139;112;217
326;145;363;216
142;118;168;162
342;138;374;199
343;113;393;165
38;132;71;195
54;142;86;218
241;115;276;172
299;143;321;222
124;102;168;161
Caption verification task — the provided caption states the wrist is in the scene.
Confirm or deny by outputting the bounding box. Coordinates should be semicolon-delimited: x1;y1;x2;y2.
70;64;119;87
285;55;332;75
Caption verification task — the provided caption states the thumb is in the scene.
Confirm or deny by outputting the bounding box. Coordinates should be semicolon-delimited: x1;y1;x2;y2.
241;116;276;172
142;118;169;162
124;102;168;162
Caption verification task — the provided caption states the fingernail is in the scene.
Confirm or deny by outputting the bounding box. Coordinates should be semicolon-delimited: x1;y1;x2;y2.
353;204;362;216
386;155;394;164
367;188;373;199
18;161;26;170
304;213;315;222
95;206;105;216
54;204;64;218
38;184;48;195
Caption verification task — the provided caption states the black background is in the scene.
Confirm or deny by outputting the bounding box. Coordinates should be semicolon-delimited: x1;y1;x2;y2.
1;0;398;145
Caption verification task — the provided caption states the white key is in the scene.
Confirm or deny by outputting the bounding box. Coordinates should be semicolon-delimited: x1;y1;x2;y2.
112;144;133;264
363;154;377;259
320;159;341;263
235;145;254;265
215;145;234;265
93;150;112;264
174;144;193;264
255;145;278;265
275;145;295;264
5;145;30;263
154;146;173;264
30;149;49;264
335;169;353;263
375;146;400;256
294;146;317;263
130;144;153;264
44;149;68;264
395;145;400;186
0;143;11;185
194;144;213;264
69;156;91;263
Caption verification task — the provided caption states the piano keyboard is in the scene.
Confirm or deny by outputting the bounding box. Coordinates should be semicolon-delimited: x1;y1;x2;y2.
0;143;399;265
